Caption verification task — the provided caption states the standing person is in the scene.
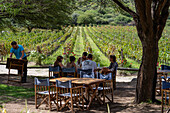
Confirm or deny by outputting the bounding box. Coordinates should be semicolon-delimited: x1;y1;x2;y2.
108;55;118;72
10;41;27;83
77;52;88;67
81;54;97;73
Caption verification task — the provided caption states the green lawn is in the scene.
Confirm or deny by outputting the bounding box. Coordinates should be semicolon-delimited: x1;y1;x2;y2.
0;84;34;105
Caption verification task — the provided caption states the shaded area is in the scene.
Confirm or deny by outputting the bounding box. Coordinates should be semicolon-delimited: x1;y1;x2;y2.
0;74;161;113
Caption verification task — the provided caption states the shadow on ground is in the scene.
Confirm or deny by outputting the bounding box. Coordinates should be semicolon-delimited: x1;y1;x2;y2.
0;74;161;113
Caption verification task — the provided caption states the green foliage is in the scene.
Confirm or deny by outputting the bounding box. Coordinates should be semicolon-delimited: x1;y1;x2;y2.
114;14;132;25
77;13;95;24
0;0;76;31
29;51;46;65
1;25;169;66
72;1;134;25
166;19;170;26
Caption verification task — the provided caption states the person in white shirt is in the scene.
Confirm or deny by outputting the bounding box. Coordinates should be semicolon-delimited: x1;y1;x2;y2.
77;52;87;67
81;54;97;73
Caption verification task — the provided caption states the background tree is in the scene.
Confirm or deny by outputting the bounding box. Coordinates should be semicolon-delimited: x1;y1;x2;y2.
79;0;169;103
0;0;76;32
109;0;170;103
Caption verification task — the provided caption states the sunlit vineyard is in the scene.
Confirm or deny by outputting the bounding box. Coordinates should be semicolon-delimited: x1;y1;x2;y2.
0;25;169;67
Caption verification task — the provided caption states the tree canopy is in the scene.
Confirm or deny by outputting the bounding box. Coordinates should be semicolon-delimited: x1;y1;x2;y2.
0;0;76;32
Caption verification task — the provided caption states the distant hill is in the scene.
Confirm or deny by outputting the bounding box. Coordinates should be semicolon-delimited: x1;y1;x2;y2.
71;2;170;26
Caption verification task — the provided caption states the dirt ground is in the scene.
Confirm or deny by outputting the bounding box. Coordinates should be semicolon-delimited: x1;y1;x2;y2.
0;72;163;113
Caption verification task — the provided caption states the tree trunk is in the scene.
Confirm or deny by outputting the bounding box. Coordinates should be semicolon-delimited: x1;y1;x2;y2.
135;33;159;103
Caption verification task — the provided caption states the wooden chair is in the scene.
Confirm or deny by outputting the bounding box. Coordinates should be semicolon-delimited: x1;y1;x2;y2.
80;69;93;78
97;73;114;104
62;67;76;77
34;78;57;110
161;81;170;113
112;70;117;90
49;66;60;78
161;65;170;70
56;80;84;112
77;68;82;78
6;58;27;83
80;69;97;101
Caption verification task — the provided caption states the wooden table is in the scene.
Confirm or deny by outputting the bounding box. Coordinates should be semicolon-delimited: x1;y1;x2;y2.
156;70;170;95
50;77;105;110
50;77;78;82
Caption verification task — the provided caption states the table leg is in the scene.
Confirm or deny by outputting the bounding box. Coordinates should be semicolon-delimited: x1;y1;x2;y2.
87;83;99;110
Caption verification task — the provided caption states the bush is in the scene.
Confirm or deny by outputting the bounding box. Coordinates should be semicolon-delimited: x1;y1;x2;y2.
77;13;95;24
104;14;113;19
109;22;117;26
72;13;80;24
114;14;132;25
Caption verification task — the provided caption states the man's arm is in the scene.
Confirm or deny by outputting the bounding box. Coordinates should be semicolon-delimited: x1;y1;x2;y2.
19;50;24;59
10;53;13;58
77;57;80;65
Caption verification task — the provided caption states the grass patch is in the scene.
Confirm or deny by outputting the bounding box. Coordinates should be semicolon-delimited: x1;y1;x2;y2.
0;84;34;104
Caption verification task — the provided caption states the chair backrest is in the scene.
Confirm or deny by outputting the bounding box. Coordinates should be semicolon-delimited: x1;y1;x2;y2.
62;67;75;73
99;73;112;80
49;66;60;72
56;80;72;88
162;81;170;89
77;68;82;74
49;66;60;78
161;65;170;70
35;77;50;86
80;69;94;78
81;69;92;74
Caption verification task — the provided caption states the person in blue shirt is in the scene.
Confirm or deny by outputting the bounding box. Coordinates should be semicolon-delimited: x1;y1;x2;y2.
10;41;27;59
10;41;27;83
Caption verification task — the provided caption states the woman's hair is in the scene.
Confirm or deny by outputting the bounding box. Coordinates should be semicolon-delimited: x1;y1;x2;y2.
57;56;63;62
70;56;75;62
110;55;116;62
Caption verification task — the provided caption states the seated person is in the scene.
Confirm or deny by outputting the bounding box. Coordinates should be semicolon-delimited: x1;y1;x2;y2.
66;56;77;76
67;56;77;68
54;56;64;69
77;52;88;67
54;56;64;77
100;55;118;80
81;54;97;77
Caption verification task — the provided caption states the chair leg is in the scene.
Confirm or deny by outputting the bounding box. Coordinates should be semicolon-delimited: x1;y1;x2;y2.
49;96;52;111
161;91;164;113
35;96;38;109
71;97;74;112
111;93;113;103
35;91;38;109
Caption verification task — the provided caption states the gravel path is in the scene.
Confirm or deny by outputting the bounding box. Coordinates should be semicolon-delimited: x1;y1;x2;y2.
0;65;137;82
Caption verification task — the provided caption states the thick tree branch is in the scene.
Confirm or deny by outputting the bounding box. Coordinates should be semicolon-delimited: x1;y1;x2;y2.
135;0;148;33
152;0;158;16
145;0;153;34
155;0;167;18
157;0;170;40
112;0;137;18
